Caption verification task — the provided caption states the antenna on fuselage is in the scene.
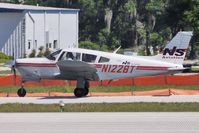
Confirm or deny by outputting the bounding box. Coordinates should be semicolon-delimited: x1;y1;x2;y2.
113;46;121;54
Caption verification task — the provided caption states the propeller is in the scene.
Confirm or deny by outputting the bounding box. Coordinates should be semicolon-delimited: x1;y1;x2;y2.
4;60;17;85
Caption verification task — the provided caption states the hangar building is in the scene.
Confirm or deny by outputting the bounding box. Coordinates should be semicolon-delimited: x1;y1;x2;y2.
0;3;79;58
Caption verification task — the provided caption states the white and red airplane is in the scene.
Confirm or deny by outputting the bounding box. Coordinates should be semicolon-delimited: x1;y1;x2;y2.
6;31;193;97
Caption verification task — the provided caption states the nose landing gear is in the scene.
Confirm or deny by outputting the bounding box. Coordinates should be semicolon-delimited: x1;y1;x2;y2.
17;87;26;97
17;83;26;97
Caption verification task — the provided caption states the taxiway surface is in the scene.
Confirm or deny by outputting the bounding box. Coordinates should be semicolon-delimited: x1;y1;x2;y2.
0;95;199;104
0;113;199;133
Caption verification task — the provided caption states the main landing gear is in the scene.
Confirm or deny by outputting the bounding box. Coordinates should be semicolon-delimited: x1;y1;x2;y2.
17;83;26;97
74;80;89;97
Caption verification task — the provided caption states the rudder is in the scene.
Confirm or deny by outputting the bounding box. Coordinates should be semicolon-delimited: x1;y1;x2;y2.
155;31;193;65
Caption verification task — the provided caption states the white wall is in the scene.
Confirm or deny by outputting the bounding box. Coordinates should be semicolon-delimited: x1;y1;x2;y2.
0;10;78;58
25;11;45;54
60;12;78;48
45;12;59;45
0;12;25;58
25;10;78;56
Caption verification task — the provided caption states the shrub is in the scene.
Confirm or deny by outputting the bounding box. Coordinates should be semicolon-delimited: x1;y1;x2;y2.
43;48;51;57
29;49;36;58
37;46;44;57
79;41;100;50
0;52;12;59
79;41;109;51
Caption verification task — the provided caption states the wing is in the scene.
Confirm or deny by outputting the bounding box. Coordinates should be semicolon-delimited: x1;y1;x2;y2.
56;60;99;81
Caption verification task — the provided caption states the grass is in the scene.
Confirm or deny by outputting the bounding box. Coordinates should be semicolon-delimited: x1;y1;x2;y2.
0;86;73;93
0;85;198;93
0;70;20;75
0;70;12;75
91;85;199;92
192;67;199;71
1;103;199;112
0;59;11;63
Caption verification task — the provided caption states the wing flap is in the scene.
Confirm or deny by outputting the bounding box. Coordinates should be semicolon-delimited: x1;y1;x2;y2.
56;60;99;80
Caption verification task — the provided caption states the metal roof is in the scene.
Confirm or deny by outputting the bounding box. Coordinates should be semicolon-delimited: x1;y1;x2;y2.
0;3;79;12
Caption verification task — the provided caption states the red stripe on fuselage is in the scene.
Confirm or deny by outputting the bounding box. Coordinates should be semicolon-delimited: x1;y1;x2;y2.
95;64;169;72
17;63;169;71
17;63;56;67
136;66;168;70
95;64;102;68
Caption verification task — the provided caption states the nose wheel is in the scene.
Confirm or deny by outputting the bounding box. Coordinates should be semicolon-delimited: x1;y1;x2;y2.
17;87;26;97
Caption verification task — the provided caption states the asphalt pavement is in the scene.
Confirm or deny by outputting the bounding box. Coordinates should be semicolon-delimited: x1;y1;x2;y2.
0;113;198;133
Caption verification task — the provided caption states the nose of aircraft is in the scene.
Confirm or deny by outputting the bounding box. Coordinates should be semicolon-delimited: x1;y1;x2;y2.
4;59;17;81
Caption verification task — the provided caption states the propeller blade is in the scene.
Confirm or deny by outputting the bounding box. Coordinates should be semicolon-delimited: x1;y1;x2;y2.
4;60;17;85
13;67;17;85
4;60;16;67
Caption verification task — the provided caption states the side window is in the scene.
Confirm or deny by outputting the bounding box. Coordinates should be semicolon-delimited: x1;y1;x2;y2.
73;53;81;61
59;52;81;61
66;52;74;60
98;56;110;63
82;53;97;63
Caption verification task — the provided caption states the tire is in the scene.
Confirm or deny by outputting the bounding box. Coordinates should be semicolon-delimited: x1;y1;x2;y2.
84;88;89;96
74;88;85;97
84;81;89;96
17;88;26;97
85;81;90;89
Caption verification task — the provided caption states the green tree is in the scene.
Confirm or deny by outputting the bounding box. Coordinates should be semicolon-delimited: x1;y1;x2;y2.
10;0;20;4
164;0;192;35
124;0;137;47
150;32;163;54
79;40;108;51
9;0;199;58
144;0;165;55
183;0;199;59
79;41;100;50
77;0;98;41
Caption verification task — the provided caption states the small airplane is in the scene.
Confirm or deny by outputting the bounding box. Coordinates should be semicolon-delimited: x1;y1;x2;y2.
5;31;193;97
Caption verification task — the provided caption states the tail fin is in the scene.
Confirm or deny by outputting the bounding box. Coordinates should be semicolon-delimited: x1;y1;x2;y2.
155;31;193;65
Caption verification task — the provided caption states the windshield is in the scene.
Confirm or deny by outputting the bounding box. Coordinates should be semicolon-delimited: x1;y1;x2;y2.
46;49;62;60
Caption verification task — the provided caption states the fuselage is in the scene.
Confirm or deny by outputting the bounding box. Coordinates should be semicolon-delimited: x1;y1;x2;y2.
9;31;193;98
16;48;184;82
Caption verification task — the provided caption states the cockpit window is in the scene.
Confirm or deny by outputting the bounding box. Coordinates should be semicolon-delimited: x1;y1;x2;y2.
59;52;81;61
82;53;97;63
98;56;110;63
46;49;62;60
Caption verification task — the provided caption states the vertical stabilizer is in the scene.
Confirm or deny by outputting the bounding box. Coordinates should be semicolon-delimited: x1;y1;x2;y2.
155;31;193;64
